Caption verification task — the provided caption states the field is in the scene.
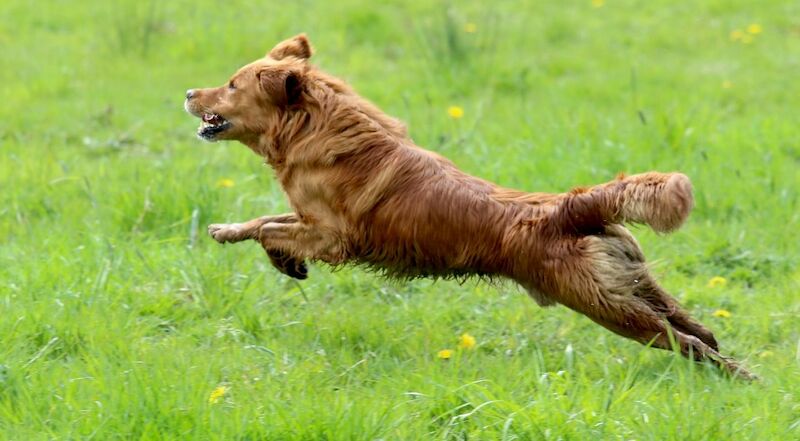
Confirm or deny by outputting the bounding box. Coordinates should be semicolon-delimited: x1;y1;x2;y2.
1;0;799;439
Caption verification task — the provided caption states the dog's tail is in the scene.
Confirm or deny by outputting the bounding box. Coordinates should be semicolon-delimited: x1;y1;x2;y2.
556;172;694;234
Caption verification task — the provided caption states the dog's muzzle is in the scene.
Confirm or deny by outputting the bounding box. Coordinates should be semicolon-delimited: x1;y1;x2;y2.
184;90;232;141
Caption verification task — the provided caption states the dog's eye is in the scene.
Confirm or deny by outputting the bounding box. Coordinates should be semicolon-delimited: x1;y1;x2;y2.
228;81;236;90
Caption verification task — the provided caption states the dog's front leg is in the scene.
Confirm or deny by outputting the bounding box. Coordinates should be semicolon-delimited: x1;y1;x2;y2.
208;213;311;279
257;221;345;265
208;213;298;244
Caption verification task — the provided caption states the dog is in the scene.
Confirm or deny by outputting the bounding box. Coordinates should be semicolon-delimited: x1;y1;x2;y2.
184;34;754;379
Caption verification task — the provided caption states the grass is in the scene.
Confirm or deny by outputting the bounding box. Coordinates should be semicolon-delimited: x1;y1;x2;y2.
1;0;799;439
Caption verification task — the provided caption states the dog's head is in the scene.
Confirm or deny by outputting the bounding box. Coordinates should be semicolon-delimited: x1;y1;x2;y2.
184;34;313;143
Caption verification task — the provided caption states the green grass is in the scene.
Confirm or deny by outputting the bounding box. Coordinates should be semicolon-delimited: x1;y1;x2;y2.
1;0;799;439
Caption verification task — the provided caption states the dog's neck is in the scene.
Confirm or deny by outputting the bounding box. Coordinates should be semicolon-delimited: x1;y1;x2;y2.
248;80;409;173
236;108;308;169
311;70;409;140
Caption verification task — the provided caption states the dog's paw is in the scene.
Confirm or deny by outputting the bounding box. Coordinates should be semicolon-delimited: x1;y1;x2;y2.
286;259;309;280
266;249;309;280
208;223;243;243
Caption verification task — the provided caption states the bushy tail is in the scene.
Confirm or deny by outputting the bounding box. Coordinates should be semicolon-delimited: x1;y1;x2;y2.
556;172;694;233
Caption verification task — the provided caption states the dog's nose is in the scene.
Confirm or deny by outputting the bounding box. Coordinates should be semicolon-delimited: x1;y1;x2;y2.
185;89;195;100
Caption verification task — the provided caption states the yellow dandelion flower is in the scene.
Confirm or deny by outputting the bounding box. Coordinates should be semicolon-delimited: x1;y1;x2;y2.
437;349;453;360
591;0;605;8
464;23;477;33
721;80;733;89
217;178;235;188
208;385;227;404
707;276;727;288
729;30;744;42
458;333;477;350
758;350;773;358
746;24;762;35
712;309;732;318
447;106;464;119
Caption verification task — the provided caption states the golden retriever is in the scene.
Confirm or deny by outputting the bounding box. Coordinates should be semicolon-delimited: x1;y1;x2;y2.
184;35;754;379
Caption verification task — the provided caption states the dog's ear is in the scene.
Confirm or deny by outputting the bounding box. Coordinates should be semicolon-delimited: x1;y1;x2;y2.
268;34;313;61
258;67;304;108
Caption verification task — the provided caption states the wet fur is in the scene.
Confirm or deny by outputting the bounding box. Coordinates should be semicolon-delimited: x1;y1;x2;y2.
186;35;755;380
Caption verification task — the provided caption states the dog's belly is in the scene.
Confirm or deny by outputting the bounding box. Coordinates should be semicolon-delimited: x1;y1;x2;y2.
356;201;513;279
520;282;557;307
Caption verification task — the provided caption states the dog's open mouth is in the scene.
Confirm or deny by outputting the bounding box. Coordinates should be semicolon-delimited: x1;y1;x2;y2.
198;113;232;140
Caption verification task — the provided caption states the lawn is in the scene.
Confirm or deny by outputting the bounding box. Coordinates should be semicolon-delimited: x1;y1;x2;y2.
1;0;799;439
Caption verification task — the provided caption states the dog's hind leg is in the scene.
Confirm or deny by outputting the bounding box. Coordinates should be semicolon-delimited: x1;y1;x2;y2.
587;303;755;380
555;271;755;379
576;225;719;350
632;278;719;351
551;233;755;379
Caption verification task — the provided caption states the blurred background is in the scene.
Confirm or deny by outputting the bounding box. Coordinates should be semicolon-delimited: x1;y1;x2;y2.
1;1;798;439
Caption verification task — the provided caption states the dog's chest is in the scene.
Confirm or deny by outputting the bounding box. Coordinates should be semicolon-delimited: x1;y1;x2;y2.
280;166;346;228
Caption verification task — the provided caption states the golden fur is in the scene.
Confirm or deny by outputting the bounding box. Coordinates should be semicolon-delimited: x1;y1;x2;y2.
184;35;755;379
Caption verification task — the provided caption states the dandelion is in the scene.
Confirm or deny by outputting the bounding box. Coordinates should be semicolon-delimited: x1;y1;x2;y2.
707;276;727;288
721;80;733;89
217;178;235;188
464;23;477;33
712;309;732;318
447;106;464;119
437;349;453;360
746;24;762;35
591;0;605;8
731;29;755;44
458;333;477;350
208;385;227;404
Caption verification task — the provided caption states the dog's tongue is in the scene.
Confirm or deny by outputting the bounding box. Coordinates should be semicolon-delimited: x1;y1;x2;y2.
203;113;216;123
